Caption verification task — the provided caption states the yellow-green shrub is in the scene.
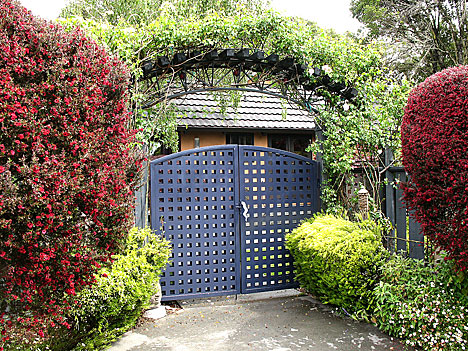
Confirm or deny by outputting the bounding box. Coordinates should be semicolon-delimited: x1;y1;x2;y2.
43;227;171;351
285;214;386;316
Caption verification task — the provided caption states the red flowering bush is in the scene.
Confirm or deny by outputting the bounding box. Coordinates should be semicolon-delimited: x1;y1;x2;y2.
0;0;140;345
401;65;468;271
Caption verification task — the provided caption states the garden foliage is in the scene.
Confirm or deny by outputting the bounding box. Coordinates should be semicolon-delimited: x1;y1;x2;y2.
58;13;411;208
61;0;269;26
312;78;411;215
0;0;140;345
401;66;468;271
285;214;385;316
374;255;468;350
351;0;468;82
50;227;171;351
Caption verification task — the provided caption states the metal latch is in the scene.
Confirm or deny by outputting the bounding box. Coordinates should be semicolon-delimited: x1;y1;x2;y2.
240;201;250;221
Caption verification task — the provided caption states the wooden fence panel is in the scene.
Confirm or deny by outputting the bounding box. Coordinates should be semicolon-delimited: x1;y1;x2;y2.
408;211;424;259
395;173;407;253
384;167;425;260
134;159;149;228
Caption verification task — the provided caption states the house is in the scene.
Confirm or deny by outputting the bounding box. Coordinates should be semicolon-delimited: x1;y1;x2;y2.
172;91;316;158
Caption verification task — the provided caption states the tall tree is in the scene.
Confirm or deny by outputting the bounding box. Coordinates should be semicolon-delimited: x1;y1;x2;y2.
351;0;468;81
60;0;271;155
61;0;270;26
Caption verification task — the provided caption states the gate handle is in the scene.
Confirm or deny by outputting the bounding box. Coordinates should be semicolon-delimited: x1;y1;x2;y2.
241;201;250;221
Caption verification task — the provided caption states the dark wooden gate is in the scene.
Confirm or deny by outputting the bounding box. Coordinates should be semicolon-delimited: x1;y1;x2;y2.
150;145;319;300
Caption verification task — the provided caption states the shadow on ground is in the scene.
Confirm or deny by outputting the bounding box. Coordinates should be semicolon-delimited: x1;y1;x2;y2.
109;290;413;351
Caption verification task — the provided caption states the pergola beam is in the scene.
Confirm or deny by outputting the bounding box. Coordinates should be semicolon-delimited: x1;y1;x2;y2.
136;48;357;114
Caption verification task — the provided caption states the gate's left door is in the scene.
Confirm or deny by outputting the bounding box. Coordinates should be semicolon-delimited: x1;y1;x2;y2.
150;146;240;301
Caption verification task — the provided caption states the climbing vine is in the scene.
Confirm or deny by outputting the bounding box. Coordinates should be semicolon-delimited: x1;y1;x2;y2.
59;10;411;211
312;77;411;215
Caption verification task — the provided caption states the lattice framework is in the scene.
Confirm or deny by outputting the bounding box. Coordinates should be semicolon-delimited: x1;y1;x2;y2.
138;48;358;113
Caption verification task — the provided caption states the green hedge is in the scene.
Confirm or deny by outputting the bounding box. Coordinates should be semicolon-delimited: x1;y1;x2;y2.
374;255;468;350
285;214;386;316
45;227;171;351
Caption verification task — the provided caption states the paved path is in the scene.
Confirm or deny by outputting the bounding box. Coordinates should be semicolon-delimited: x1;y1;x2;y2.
110;290;412;351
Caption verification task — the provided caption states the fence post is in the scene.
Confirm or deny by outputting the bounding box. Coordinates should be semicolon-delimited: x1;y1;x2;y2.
315;129;325;210
383;149;425;260
406;173;425;259
134;145;149;228
384;148;396;252
408;211;424;259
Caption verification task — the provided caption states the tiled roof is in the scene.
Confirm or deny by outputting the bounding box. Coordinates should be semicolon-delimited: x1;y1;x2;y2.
175;91;316;130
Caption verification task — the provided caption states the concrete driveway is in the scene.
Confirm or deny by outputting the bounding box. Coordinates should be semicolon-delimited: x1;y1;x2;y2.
109;290;412;351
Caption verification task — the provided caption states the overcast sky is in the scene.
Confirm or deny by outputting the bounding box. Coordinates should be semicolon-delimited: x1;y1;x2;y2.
19;0;362;34
271;0;361;33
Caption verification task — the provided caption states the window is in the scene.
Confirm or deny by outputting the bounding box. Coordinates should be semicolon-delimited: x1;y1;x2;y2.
269;134;313;158
226;133;254;145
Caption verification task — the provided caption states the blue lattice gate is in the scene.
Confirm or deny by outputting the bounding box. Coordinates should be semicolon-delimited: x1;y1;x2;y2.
150;145;319;301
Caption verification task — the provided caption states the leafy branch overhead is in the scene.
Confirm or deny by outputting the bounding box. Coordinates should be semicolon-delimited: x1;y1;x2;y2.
59;12;403;133
60;3;411;212
351;0;468;81
61;0;270;26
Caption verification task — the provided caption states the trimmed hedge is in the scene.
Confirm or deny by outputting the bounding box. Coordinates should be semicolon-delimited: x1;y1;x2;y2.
0;0;141;344
68;227;170;350
401;65;468;271
285;214;386;316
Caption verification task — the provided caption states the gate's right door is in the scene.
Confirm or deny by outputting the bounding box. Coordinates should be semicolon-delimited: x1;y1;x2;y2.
238;146;319;294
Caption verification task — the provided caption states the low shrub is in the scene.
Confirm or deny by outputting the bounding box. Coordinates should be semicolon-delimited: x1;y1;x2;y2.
374;255;468;351
43;227;171;351
285;213;386;317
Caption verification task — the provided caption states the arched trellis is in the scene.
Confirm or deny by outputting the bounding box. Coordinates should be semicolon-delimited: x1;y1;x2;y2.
134;48;359;227
137;47;358;114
